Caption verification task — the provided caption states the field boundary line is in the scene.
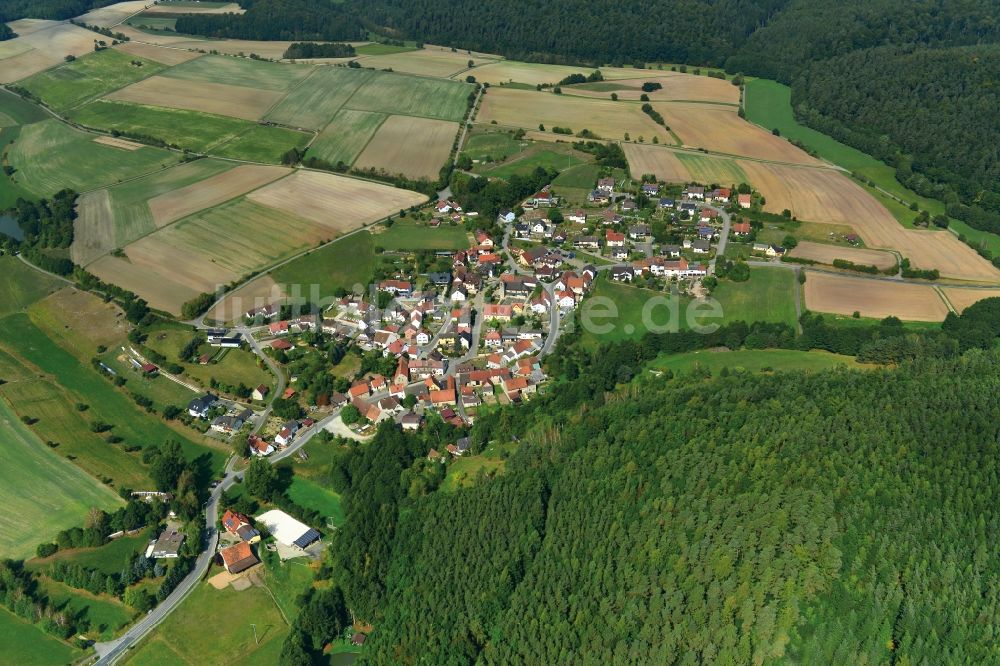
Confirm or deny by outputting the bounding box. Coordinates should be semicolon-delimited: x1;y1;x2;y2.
933;286;957;314
348;112;389;160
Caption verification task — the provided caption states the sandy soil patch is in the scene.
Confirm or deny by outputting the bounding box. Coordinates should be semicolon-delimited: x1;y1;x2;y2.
76;1;151;27
106;75;283;121
115;41;203;65
660;103;820;165
804;272;948;321
565;74;739;105
354;116;458;180
478;87;669;142
246;170;427;234
209;275;284;323
939;288;1000;313
148;164;288;227
622;143;692;181
0;22;100;82
790;241;898;270
71;190;116;266
93;135;144;151
741;162;1000;282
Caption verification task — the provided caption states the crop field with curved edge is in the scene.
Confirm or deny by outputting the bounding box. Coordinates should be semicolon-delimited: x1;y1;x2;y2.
804;272;949;321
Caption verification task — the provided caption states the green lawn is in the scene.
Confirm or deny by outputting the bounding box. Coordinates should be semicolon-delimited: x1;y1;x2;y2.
485;149;584;179
265;67;374;131
287;477;344;526
375;220;468;251
161;54;313;92
70;100;260;154
40;577;134;641
712;266;798;328
0;607;81;666
259;549;316;620
552;163;600;189
0;397;123;560
308;109;386;166
462;130;526;162
0;256;62;317
124;578;289;665
124;16;177;32
355;43;418;56
673;152;747;185
648;348;862;375
439;442;516;492
210;124;312;164
20;49;166;112
29;533;150;575
9;118;179;198
270;229;375;300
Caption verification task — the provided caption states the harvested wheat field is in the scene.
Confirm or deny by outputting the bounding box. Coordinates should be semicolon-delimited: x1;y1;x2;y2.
0;21;100;82
148;164;289;227
478;87;668;142
115;41;203;65
790;241;897;270
247;170;427;232
661;104;820;165
354;116;458;180
89;254;206;313
106;75;283;121
72;190;116;267
623;144;691;181
741;162;1000;282
357;49;491;78
75;1;151;27
939;288;1000;314
468;62;599;86
93;135;143;151
209;276;285;322
565;74;739;105
804;273;948;321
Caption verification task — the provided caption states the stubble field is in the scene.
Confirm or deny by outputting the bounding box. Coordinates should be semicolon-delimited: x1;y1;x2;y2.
308;109;386;165
803;272;949;321
107;75;284;120
939;288;1000;314
789;241;897;270
146;164;288;226
0;21;99;82
354;116;458;180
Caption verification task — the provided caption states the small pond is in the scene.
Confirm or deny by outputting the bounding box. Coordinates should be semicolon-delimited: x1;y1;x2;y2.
0;215;23;241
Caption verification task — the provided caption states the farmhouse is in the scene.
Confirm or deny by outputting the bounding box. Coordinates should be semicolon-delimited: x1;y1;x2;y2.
220;541;259;575
738;193;752;209
732;221;752;236
222;509;261;543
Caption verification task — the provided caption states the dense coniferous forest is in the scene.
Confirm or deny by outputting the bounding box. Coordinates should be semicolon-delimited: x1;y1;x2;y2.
0;0;116;24
173;0;364;42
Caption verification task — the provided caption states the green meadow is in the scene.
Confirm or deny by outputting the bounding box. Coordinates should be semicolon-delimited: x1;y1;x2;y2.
674;151;747;184
272;230;376;299
486;148;585;179
375;219;469;251
648;348;861;375
0;607;81;666
345;70;472;121
0;256;62;317
265;66;374;130
161;54;312;92
462;130;525;162
20;49;166;112
308;109;386;166
9;119;178;197
211;124;312;164
711;266;798;328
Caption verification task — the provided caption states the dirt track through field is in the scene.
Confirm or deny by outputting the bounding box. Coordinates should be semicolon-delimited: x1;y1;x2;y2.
106;75;283;120
789;241;897;270
148;164;289;227
93;135;144;151
354;116;458;180
804;272;949;321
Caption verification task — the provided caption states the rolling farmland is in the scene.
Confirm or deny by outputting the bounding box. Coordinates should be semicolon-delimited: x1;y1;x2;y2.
354;116;458;180
265;67;373;130
565;73;739;105
107;75;284;121
0;20;98;83
344;70;472;121
789;241;897;270
160;54;311;91
804;272;949;321
309;109;386;166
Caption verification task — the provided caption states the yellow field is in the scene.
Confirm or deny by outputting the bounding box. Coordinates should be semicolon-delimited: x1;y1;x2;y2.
477;87;668;142
790;241;897;270
467;61;601;86
661;103;819;164
939;288;1000;313
356;49;492;78
804;272;948;321
75;1;151;27
93;135;144;151
354;116;458;180
106;75;284;121
0;21;99;82
564;73;739;105
209;275;285;322
740;162;1000;282
72;190;115;267
114;42;203;65
623;144;691;181
148;164;289;227
246;170;427;231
